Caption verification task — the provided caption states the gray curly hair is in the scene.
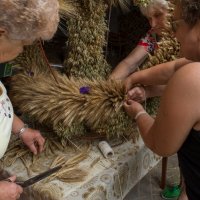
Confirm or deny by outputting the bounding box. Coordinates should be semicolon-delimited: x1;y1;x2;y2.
178;0;200;26
0;0;59;40
139;0;169;17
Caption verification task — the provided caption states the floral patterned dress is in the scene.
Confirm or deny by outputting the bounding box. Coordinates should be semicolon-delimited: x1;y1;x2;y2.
138;29;158;54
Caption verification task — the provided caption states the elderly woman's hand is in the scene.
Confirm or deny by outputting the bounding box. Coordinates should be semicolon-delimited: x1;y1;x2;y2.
0;176;23;200
127;86;147;102
124;99;145;120
20;128;45;155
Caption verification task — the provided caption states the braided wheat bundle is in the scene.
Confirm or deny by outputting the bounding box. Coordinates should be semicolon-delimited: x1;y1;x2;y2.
10;67;134;138
64;0;111;80
11;43;134;138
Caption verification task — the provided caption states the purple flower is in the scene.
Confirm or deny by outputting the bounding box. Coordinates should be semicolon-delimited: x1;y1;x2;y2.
80;86;90;94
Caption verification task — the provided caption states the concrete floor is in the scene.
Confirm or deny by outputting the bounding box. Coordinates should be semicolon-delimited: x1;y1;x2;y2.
124;155;180;200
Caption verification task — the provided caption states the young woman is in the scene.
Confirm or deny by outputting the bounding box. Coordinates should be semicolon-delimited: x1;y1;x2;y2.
0;0;59;199
110;0;169;80
124;0;200;199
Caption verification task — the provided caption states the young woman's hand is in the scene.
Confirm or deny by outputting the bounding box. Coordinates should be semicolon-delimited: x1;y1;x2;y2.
124;99;145;119
20;128;45;155
0;176;23;200
127;86;147;102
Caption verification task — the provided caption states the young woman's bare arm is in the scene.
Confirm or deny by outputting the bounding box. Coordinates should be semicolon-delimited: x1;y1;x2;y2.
124;58;192;90
124;63;200;156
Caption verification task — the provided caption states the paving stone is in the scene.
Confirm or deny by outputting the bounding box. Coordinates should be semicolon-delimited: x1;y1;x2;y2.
124;155;179;200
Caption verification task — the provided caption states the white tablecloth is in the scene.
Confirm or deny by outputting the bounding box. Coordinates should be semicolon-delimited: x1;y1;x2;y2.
2;131;160;200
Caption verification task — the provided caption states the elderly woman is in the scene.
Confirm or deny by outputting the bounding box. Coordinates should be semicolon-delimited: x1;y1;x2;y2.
110;0;169;80
124;0;200;199
0;0;59;199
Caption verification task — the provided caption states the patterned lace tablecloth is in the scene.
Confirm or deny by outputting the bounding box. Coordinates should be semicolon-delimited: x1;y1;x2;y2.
3;132;161;200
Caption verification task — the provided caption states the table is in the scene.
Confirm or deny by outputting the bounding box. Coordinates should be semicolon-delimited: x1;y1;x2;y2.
2;131;160;200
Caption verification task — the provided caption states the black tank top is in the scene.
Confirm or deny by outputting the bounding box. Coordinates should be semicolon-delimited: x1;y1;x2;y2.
178;129;200;200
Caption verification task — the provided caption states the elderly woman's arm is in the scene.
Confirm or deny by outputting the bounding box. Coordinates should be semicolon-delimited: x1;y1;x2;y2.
12;114;45;155
124;57;192;91
109;45;148;80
